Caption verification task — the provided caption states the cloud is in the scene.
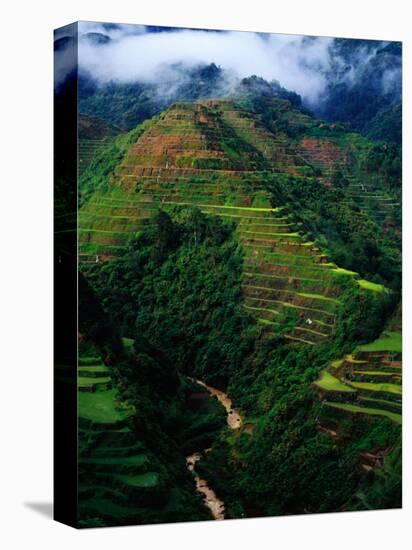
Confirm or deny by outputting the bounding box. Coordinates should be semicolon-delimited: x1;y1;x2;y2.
54;24;78;90
53;23;399;109
381;67;402;96
77;24;334;104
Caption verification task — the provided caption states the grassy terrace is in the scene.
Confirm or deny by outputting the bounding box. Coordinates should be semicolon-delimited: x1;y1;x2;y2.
112;472;159;488
325;402;401;424
315;328;402;427
78;365;110;375
79;138;112;175
78;375;112;388
352;370;400;378
79;193;158;258
315;371;356;392
349;381;402;395
360;396;402;411
345;180;400;226
357;331;402;353
78;389;129;423
244;271;329;284
77;352;165;526
358;279;386;293
81;454;147;465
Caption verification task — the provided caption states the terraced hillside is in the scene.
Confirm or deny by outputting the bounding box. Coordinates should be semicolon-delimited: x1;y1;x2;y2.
251;100;401;229
315;325;402;427
79;139;111;176
77;346;214;527
79;100;388;346
77;353;166;526
78;114;120;176
296;130;400;228
344;177;401;228
73;99;402;522
297;135;349;187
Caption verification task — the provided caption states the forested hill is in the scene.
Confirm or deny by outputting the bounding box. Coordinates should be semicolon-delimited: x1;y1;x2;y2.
75;95;402;525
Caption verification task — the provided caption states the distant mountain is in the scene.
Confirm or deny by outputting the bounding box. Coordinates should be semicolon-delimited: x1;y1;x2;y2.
80;32;111;45
315;39;402;134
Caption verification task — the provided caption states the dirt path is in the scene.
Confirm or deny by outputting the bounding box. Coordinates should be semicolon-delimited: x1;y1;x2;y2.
186;379;242;520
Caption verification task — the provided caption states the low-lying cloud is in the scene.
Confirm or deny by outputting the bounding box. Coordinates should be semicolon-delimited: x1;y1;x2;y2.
53;22;400;109
77;23;334;104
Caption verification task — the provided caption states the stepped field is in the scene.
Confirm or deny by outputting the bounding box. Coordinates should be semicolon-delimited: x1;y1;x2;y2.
315;327;402;426
79;99;387;345
345;180;400;227
78;139;113;176
78;114;120;176
77;354;169;526
295;126;400;228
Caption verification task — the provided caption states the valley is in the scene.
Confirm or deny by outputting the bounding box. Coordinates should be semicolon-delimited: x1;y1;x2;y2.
186;379;243;520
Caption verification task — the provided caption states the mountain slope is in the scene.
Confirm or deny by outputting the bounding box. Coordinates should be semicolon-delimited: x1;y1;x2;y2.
79;99;399;346
78;114;122;176
76;97;401;521
76;274;226;526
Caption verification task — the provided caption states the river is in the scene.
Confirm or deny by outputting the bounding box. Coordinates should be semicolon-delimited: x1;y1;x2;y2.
186;379;242;520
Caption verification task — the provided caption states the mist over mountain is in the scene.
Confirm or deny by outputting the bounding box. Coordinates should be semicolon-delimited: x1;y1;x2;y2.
54;22;401;139
316;39;402;133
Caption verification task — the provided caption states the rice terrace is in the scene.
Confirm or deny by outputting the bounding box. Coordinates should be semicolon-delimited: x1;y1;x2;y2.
54;21;402;527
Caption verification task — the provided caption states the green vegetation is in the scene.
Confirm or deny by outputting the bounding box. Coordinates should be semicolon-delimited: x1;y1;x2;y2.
325;402;401;424
358;331;402;352
77;275;228;527
262;171;401;290
76;96;402;525
79;117;158;205
78;389;130;423
333;267;358;276
85;207;253;385
364;104;402;145
315;371;355;392
81;207;400;521
358;279;386;293
80;100;396;346
349;381;402;395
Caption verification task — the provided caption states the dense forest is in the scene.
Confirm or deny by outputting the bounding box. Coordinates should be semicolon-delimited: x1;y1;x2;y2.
78;202;401;523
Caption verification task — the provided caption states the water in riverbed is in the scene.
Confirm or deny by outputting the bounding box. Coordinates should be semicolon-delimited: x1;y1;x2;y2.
186;379;242;520
186;451;225;520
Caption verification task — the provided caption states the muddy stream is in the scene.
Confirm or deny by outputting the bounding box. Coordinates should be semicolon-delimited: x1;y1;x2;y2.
186;379;242;520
